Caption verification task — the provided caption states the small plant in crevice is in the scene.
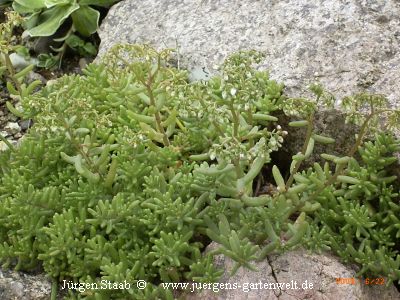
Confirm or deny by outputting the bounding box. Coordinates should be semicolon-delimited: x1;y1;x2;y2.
0;44;399;300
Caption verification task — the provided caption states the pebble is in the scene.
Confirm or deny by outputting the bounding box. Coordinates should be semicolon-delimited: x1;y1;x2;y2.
20;119;32;131
9;115;18;122
9;53;31;71
0;130;9;138
9;53;38;71
4;122;21;135
26;72;47;85
0;141;9;151
79;58;89;70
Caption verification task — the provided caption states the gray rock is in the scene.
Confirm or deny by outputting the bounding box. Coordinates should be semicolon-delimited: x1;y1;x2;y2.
183;243;400;300
8;53;31;71
0;268;52;300
4;122;21;135
8;53;38;71
0;141;10;152
79;58;89;70
19;119;32;131
8;115;18;122
26;72;47;85
98;0;400;105
0;131;9;138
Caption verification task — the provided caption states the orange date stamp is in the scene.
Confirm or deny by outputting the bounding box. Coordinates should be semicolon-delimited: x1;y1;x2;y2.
335;277;385;285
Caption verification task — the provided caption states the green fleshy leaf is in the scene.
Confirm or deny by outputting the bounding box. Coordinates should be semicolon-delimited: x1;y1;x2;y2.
65;34;85;48
71;5;100;37
27;4;79;37
14;0;46;10
83;42;97;56
44;0;70;8
24;12;40;30
12;2;37;13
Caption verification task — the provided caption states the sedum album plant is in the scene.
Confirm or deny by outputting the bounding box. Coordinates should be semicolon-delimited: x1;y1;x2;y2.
0;44;399;299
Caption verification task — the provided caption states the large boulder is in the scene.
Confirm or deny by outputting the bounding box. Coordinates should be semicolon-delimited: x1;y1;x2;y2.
98;0;400;103
183;243;400;300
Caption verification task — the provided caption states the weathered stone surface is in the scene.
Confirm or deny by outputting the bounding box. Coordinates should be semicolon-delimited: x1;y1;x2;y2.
4;122;21;135
98;0;400;105
183;243;400;300
8;53;37;71
0;268;52;300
